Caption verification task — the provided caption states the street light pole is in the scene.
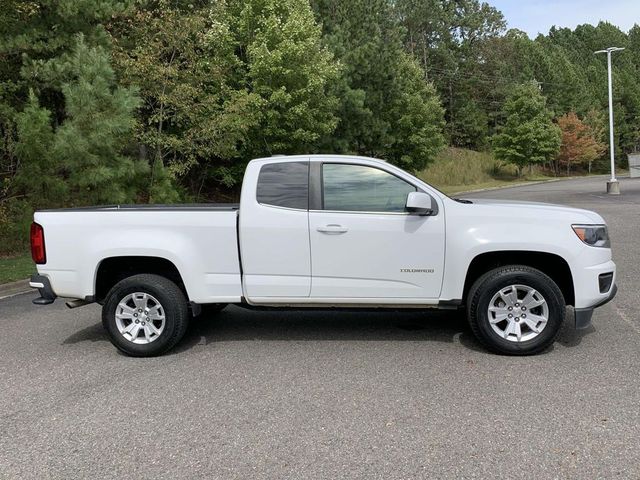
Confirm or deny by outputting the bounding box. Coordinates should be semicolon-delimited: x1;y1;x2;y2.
595;47;624;195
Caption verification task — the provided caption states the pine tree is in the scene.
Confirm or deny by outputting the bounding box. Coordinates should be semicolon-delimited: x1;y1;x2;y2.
1;0;149;210
52;36;147;205
12;91;64;205
312;0;444;171
396;0;506;148
12;37;146;206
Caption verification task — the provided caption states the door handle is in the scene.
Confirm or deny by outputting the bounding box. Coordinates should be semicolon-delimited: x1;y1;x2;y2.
317;224;348;234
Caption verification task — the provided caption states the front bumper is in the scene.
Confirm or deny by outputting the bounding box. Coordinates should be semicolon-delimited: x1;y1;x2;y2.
574;283;617;329
30;274;57;305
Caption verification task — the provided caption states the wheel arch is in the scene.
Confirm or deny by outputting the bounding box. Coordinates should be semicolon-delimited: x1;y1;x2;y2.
94;256;188;303
462;250;575;306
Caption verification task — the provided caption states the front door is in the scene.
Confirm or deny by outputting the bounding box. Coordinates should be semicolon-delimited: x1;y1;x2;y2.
309;162;445;300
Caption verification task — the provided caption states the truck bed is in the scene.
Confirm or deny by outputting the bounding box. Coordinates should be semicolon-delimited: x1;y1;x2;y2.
34;206;242;303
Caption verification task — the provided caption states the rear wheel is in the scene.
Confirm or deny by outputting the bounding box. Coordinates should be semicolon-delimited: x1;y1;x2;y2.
102;274;189;357
467;265;565;355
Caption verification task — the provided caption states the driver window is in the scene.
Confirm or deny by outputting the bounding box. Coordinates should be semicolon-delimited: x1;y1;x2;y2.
322;164;416;213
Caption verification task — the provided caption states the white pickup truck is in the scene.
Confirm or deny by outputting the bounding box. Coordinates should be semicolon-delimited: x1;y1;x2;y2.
29;155;617;356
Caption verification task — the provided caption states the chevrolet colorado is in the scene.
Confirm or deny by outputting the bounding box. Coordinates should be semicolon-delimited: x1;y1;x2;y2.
29;155;617;356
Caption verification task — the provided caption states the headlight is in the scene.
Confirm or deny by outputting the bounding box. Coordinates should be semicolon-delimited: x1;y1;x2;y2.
572;225;610;248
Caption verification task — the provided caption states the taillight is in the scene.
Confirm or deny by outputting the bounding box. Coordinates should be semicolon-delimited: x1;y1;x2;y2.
30;222;46;264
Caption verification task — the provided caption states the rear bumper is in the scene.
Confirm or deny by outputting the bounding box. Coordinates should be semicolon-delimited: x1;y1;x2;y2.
30;274;56;305
574;283;617;329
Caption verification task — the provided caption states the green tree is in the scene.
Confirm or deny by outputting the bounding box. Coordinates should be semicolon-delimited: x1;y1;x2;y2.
0;1;147;253
54;37;147;205
0;0;134;118
111;0;338;192
492;82;561;176
541;22;640;162
582;108;607;172
109;1;261;193
232;0;339;161
396;0;506;147
312;0;445;171
12;91;62;205
14;37;147;206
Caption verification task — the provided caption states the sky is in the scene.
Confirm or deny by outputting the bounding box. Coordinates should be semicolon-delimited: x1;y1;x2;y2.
490;0;640;37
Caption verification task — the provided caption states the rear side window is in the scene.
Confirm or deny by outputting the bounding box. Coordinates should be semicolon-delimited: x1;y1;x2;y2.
256;161;309;210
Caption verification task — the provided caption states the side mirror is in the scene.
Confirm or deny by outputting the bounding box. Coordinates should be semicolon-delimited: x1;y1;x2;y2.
405;192;434;216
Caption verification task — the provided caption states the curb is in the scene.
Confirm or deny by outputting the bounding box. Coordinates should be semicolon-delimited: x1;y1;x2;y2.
0;279;31;300
451;175;611;196
452;178;563;195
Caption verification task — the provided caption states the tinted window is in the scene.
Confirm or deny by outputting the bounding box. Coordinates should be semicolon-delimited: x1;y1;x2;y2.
323;164;416;212
257;161;309;210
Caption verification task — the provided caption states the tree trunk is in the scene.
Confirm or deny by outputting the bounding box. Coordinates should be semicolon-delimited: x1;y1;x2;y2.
422;34;428;81
448;78;453;140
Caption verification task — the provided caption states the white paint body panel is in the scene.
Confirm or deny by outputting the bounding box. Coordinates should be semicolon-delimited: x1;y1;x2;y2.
309;211;444;298
239;158;311;297
438;199;615;308
34;155;615;312
34;209;242;303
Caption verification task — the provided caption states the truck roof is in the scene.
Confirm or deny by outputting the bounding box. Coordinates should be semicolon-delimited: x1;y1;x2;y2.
250;154;388;165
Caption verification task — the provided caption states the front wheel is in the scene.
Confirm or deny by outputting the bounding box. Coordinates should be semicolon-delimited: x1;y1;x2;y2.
467;265;565;355
102;274;189;357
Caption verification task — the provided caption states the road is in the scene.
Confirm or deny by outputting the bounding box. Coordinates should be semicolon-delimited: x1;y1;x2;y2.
1;176;638;479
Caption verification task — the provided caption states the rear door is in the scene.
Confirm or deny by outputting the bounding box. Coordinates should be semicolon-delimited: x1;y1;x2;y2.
308;161;445;300
239;160;311;298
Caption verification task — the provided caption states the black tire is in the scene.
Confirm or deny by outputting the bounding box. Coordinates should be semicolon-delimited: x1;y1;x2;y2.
102;274;189;357
467;265;565;355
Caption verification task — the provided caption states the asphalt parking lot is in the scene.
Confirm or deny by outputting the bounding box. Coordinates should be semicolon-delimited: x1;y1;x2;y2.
1;176;638;479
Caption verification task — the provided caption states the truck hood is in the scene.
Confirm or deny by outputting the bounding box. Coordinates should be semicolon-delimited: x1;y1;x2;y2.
464;198;605;224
